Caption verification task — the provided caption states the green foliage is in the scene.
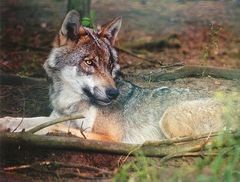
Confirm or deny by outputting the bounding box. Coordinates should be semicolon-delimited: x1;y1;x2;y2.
82;17;92;28
195;92;240;182
81;11;96;28
114;151;157;182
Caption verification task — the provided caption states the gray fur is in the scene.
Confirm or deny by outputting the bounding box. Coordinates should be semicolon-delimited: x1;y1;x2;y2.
96;81;210;143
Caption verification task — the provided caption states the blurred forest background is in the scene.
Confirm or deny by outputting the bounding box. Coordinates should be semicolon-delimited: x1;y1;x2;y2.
0;0;240;77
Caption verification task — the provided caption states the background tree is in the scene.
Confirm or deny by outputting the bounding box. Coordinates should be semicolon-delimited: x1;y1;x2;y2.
67;0;91;18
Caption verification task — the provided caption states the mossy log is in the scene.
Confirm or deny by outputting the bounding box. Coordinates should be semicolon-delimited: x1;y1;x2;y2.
124;65;240;82
0;130;239;158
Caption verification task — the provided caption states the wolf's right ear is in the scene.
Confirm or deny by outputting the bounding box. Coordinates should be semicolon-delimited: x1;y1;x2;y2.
98;17;122;45
53;10;81;47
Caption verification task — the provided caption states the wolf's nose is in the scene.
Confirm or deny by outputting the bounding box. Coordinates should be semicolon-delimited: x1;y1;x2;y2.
106;88;119;100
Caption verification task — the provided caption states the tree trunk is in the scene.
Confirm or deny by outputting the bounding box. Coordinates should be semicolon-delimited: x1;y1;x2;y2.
67;0;91;18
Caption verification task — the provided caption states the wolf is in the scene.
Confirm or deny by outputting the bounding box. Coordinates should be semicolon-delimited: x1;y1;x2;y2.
0;10;237;144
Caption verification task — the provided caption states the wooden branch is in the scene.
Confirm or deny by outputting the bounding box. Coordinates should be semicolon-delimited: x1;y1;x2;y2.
27;113;84;134
3;160;112;180
142;130;236;146
4;160;112;175
159;146;234;164
0;132;138;155
0;71;46;86
1;130;239;157
125;65;240;81
4;161;52;171
116;47;163;65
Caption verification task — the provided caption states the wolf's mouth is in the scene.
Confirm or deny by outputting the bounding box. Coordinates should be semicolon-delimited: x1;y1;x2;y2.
82;87;112;106
95;99;111;106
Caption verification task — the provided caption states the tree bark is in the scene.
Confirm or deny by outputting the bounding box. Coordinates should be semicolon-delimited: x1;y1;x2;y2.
124;65;240;81
67;0;91;18
0;131;239;157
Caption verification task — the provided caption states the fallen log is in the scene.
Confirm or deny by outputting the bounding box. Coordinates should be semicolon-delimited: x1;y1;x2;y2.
0;130;239;158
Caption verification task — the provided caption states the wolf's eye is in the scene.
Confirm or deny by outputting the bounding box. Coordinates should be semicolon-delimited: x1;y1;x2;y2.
108;63;113;70
85;59;93;66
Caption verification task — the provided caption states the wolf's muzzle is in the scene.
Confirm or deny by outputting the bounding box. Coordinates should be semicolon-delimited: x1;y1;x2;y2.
83;86;119;106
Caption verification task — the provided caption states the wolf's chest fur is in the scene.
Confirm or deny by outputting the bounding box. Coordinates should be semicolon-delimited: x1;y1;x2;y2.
50;82;98;132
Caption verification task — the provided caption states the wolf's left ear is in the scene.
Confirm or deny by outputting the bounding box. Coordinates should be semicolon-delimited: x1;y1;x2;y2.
54;10;81;47
61;10;80;40
99;17;122;45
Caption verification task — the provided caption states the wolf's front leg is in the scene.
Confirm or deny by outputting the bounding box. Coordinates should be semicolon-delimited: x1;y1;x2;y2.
0;117;115;141
0;116;52;134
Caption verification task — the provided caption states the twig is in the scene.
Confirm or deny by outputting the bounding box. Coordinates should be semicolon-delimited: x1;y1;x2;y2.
12;88;26;132
4;161;112;174
159;146;235;164
118;145;142;167
143;130;237;146
80;121;88;139
200;130;213;151
115;47;163;65
4;161;51;171
159;151;218;164
160;62;184;68
4;161;113;180
159;130;215;163
12;118;24;133
126;65;240;81
160;131;216;164
51;161;112;174
160;152;192;163
27;113;84;134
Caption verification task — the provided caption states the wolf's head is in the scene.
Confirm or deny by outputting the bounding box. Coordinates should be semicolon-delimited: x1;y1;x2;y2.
44;10;122;106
